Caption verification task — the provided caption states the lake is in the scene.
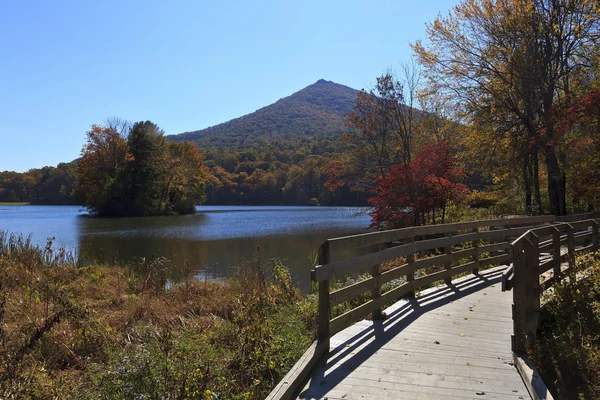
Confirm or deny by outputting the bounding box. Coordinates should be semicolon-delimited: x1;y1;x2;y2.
0;205;372;290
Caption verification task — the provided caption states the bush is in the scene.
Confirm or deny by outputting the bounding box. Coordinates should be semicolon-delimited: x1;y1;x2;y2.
0;232;316;399
467;190;498;209
531;252;600;400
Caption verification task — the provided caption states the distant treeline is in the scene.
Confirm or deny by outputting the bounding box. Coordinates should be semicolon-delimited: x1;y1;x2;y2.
0;163;78;205
0;134;370;207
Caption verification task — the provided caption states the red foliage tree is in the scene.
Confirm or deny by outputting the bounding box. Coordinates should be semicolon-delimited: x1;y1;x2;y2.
554;90;600;210
369;140;469;228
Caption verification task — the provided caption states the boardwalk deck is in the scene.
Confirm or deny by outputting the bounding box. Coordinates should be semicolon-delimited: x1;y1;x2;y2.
299;267;531;400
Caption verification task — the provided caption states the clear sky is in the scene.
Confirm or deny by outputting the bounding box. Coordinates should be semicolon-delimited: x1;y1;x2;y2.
0;0;458;172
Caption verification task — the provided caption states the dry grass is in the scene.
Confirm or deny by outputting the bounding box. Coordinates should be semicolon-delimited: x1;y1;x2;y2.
0;231;315;399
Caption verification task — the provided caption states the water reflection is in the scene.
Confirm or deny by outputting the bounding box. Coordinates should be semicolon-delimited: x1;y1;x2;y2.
1;206;372;291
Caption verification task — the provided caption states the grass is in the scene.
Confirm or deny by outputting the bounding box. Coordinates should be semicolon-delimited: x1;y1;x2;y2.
530;252;600;400
0;202;29;206
0;231;316;399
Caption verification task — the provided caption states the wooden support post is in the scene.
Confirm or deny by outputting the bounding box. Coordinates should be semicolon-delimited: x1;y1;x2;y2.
567;223;575;274
552;226;561;280
526;233;540;341
406;235;415;297
371;243;387;320
472;227;480;275
371;262;383;319
444;231;453;285
512;239;527;353
317;241;330;347
592;220;599;252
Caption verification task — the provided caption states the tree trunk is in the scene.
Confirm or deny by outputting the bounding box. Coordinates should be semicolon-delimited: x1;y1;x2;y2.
545;150;564;216
523;156;532;214
533;152;542;215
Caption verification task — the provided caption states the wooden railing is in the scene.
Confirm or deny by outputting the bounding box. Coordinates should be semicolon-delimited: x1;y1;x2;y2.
504;217;600;353
312;215;555;345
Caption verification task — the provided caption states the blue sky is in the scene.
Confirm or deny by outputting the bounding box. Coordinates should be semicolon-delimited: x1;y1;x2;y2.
0;0;458;172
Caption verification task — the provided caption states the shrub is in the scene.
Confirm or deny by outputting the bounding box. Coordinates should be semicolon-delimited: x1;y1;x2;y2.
531;252;600;400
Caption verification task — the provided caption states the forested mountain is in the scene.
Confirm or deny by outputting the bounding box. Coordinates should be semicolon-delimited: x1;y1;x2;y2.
169;79;359;148
1;80;369;206
165;79;369;206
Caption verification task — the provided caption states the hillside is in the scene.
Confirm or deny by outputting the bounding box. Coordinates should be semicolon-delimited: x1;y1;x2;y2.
168;79;359;148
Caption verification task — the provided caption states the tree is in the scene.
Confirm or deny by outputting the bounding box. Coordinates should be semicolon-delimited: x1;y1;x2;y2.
76;124;129;216
369;140;469;228
76;120;207;216
413;0;600;215
344;68;422;191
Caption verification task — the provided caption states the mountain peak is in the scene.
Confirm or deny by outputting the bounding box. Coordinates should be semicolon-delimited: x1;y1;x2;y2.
169;80;360;147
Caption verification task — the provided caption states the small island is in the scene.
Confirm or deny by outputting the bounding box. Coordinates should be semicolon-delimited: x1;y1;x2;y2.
76;120;207;217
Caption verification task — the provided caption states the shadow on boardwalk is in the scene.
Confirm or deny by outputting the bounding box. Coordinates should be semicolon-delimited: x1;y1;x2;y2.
300;268;506;399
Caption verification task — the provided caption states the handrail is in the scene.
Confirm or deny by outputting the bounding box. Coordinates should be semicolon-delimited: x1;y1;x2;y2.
506;218;600;353
268;212;598;400
312;215;555;346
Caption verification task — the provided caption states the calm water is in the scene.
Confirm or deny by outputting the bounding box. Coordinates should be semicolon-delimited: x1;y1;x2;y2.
0;205;371;290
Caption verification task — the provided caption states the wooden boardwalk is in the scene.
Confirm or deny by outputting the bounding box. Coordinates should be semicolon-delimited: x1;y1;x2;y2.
299;267;531;400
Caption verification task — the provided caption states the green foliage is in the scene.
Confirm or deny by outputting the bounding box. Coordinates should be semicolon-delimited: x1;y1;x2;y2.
0;162;78;205
531;252;600;399
466;190;498;209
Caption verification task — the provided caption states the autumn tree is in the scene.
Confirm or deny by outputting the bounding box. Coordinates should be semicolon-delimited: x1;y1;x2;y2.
76;124;130;216
344;67;422;191
369;140;469;228
76;120;207;216
555;90;600;210
413;0;600;215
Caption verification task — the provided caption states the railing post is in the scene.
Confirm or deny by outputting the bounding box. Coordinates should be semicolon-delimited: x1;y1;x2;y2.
526;233;540;340
317;241;330;347
472;226;480;275
444;231;452;285
371;242;387;320
512;239;527;353
552;226;561;280
512;234;539;353
406;235;415;297
567;223;575;273
592;220;599;252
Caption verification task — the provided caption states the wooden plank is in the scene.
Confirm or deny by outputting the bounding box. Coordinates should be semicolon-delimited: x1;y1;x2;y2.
313;241;414;281
538;240;553;252
326;216;554;253
413;261;476;288
567;224;575;270
540;276;555;292
265;340;328;400
443;231;452;284
329;297;383;336
567;219;595;230
552;227;561;281
382;248;477;285
514;353;555;400
414;231;479;252
501;265;514;292
556;212;600;222
483;225;537;241
379;281;413;306
538;259;553;275
575;244;594;255
479;241;510;254
329;276;378;307
480;253;511;268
